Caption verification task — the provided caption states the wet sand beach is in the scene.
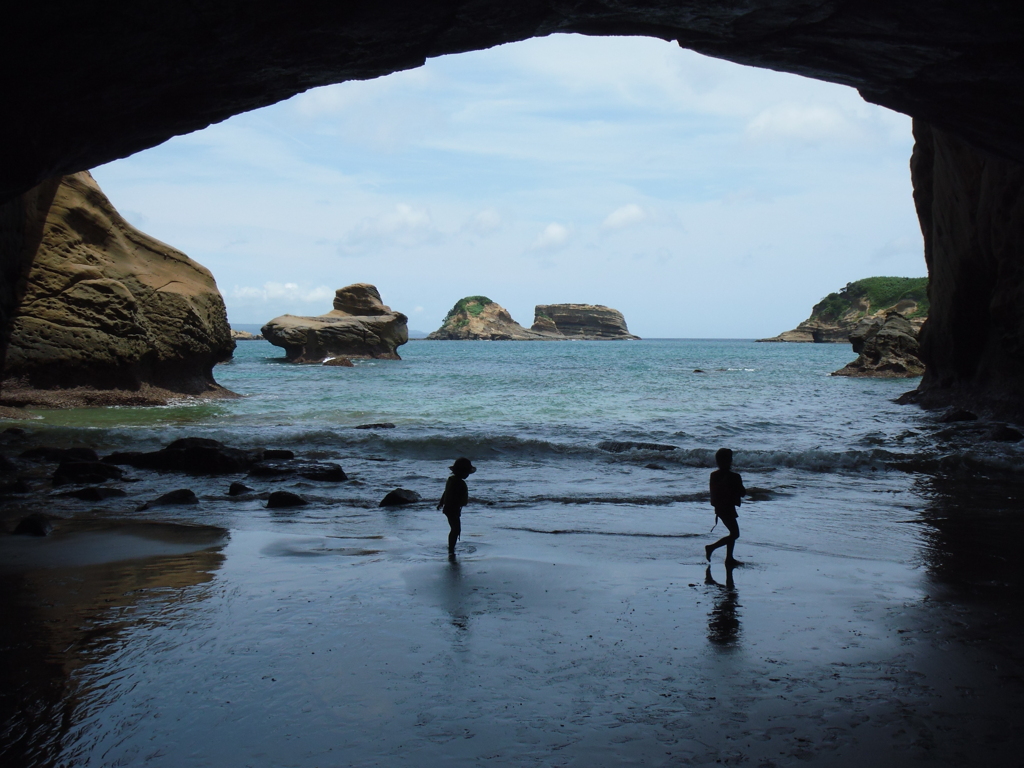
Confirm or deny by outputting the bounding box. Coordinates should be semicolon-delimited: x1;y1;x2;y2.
3;474;1023;768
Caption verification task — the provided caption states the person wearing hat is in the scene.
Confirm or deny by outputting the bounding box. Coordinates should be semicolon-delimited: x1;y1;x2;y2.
437;457;476;556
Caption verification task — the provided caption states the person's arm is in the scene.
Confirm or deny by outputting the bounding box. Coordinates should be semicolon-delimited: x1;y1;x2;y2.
735;472;746;505
437;477;449;510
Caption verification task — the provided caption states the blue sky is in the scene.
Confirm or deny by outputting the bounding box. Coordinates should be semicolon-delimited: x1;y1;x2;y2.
93;34;924;338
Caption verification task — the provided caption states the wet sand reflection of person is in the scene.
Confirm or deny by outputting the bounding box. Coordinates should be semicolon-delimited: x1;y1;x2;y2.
441;557;470;633
705;564;741;647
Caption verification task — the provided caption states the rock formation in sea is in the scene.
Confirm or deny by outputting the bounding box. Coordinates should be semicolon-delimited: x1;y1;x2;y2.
427;297;556;341
0;172;235;408
759;277;928;343
428;297;639;341
231;329;262;341
832;311;926;378
261;283;408;363
531;304;639;340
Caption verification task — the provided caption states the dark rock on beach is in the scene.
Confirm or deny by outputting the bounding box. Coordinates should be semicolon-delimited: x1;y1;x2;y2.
379;488;421;507
940;408;979;423
228;481;253;496
249;460;347;482
137;488;198;511
262;449;294;460
354;422;396;430
105;437;255;475
12;512;54;536
21;446;99;463
0;477;31;494
267;491;307;509
262;283;407;363
987;425;1023;443
52;460;124;486
598;441;677;454
60;486;127;501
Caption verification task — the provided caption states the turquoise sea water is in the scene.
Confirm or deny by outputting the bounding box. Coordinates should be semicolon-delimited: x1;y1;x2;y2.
16;337;1024;556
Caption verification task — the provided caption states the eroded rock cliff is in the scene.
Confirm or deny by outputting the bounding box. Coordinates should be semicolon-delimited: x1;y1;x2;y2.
532;304;639;340
910;121;1024;418
759;277;927;343
427;297;555;341
832;312;925;378
262;284;408;362
0;172;234;407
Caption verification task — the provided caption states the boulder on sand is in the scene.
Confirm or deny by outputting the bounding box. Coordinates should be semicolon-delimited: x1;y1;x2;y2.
262;284;407;363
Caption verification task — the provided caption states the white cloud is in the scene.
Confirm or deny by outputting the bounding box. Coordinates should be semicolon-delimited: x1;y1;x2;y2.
603;204;647;229
745;104;859;145
467;208;502;234
342;204;441;252
231;282;335;304
531;222;570;250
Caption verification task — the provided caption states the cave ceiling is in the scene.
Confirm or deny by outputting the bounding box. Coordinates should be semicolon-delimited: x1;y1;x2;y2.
3;0;1024;201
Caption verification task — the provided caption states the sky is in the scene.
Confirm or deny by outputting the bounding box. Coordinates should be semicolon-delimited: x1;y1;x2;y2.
92;34;925;338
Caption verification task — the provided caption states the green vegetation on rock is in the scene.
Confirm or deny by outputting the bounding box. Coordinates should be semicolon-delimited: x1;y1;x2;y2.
442;296;493;324
812;277;929;323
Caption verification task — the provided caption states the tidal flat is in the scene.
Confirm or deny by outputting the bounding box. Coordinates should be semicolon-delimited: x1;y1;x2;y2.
3;480;1023;767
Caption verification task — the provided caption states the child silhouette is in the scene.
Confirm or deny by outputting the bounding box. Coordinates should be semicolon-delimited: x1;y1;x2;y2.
437;457;476;556
705;448;745;566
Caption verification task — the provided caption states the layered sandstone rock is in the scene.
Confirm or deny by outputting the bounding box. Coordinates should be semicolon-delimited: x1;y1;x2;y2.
0;172;235;407
532;304;639;340
832;312;925;378
262;284;407;362
427;297;555;341
759;277;927;343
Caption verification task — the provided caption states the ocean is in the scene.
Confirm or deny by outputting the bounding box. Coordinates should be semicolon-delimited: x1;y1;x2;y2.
3;339;1024;767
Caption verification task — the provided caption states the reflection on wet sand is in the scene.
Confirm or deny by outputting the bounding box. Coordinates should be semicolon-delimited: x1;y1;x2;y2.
441;557;470;632
704;564;741;648
916;473;1024;603
0;521;227;768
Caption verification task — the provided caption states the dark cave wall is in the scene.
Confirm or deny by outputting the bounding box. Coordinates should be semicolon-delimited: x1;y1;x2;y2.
2;1;1024;414
3;1;1024;202
912;121;1024;417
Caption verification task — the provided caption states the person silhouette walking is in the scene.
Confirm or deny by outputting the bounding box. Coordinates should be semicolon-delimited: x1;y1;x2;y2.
438;457;476;556
705;448;745;566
